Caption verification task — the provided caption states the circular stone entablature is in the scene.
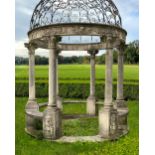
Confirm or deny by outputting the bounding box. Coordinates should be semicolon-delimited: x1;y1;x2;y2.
28;23;127;50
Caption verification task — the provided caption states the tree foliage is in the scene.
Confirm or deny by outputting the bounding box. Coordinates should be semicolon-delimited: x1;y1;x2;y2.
125;40;139;64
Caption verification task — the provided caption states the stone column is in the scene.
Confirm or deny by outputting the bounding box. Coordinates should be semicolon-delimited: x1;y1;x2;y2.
99;37;117;139
56;50;63;110
115;47;126;107
25;43;39;110
114;45;129;134
104;49;113;106
87;50;98;115
117;50;124;100
43;37;61;140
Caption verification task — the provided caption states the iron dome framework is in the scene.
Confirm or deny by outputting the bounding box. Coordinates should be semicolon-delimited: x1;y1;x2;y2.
30;0;122;30
25;0;129;142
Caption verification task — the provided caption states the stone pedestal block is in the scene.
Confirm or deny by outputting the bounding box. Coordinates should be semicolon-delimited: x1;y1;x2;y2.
56;96;63;111
25;99;39;111
114;99;128;134
86;96;96;115
26;112;35;132
26;111;43;135
43;106;61;139
99;107;118;139
117;108;129;134
25;99;39;134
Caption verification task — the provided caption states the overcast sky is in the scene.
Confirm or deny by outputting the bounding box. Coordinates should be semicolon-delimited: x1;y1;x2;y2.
15;0;139;57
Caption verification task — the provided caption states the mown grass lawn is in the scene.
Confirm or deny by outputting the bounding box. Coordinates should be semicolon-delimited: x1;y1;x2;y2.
15;65;139;83
16;98;139;155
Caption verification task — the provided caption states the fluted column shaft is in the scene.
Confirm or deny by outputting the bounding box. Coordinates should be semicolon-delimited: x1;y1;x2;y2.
25;43;37;101
90;53;95;96
87;50;98;115
56;57;59;96
48;39;57;107
56;51;61;96
104;49;113;106
117;49;124;100
29;49;35;100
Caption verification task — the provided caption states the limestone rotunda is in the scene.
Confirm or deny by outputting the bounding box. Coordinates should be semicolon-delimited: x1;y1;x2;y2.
25;0;128;142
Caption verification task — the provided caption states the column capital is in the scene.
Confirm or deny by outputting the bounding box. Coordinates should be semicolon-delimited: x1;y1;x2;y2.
106;36;115;49
116;41;127;52
47;36;62;49
88;49;98;57
55;48;61;57
117;48;124;56
25;43;38;55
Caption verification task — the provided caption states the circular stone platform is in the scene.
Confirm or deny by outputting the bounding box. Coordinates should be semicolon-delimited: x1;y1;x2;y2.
25;128;128;143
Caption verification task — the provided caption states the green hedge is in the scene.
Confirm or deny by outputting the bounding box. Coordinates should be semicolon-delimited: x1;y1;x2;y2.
15;83;139;100
15;77;139;83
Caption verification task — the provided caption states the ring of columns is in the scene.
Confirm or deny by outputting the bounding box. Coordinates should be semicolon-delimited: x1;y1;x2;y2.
25;23;129;142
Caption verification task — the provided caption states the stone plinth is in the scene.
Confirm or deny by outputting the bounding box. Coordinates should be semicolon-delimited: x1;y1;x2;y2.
117;108;128;134
43;106;61;139
87;96;96;115
25;108;43;139
99;107;118;139
114;99;129;134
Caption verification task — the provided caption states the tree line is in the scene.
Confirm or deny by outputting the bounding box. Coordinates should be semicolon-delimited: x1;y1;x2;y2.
16;40;139;65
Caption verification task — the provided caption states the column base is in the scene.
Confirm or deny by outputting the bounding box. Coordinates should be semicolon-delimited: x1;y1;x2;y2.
114;99;127;109
117;108;129;134
25;99;40;134
114;99;129;134
57;96;63;111
99;106;118;139
86;95;97;115
43;106;62;140
25;99;39;111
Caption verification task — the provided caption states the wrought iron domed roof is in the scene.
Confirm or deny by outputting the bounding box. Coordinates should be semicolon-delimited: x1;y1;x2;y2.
30;0;122;30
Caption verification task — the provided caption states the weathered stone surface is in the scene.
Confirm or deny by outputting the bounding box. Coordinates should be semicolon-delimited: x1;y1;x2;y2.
25;108;43;134
25;99;39;110
25;43;37;101
25;128;43;140
25;14;128;141
43;106;61;139
56;135;105;143
87;96;96;115
116;49;124;100
28;23;127;42
104;49;113;104
48;40;57;107
99;107;118;139
117;107;129;134
58;43;106;51
114;99;127;109
56;96;63;110
98;47;119;139
25;130;128;142
86;50;98;115
114;99;128;134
